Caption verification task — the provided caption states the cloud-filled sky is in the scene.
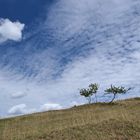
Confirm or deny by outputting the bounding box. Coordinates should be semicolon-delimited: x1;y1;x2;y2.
0;0;140;117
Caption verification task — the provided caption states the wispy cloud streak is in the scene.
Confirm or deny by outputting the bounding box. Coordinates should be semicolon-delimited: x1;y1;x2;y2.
0;0;140;117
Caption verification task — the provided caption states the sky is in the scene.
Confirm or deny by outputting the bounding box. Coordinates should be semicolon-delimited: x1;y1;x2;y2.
0;0;140;117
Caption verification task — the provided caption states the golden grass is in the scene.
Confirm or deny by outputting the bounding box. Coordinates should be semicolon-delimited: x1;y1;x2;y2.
0;98;140;140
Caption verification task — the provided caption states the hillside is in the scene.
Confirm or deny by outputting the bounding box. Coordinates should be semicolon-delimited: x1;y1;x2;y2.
0;98;140;140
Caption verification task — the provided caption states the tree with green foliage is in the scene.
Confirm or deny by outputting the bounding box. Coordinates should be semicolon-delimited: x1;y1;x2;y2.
80;83;99;104
105;85;131;103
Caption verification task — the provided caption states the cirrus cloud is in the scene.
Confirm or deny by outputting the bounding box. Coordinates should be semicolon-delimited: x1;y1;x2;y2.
1;0;140;118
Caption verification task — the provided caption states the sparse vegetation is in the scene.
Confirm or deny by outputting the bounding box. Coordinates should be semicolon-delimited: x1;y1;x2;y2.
0;83;138;140
105;85;131;103
80;83;99;104
0;98;140;140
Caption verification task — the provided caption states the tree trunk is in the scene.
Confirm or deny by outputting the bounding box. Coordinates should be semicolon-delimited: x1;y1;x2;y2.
88;97;91;104
95;93;97;103
109;94;116;104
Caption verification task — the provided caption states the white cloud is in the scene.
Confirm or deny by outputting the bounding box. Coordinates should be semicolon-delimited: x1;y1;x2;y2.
1;0;140;117
40;103;62;111
7;103;63;116
0;18;25;43
8;104;36;115
11;91;27;99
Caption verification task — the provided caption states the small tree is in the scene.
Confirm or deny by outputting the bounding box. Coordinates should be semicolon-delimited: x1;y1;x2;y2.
105;85;131;103
80;83;99;104
89;83;99;103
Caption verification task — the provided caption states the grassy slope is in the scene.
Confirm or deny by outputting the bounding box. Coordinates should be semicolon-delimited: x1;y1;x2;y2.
0;98;140;140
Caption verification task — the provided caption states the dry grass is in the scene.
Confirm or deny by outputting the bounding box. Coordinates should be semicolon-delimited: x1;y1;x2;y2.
0;98;140;140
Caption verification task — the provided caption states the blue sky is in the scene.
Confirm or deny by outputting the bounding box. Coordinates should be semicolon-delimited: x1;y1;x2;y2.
0;0;140;117
0;0;50;24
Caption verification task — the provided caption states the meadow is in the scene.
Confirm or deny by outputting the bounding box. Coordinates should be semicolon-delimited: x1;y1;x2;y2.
0;98;140;140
